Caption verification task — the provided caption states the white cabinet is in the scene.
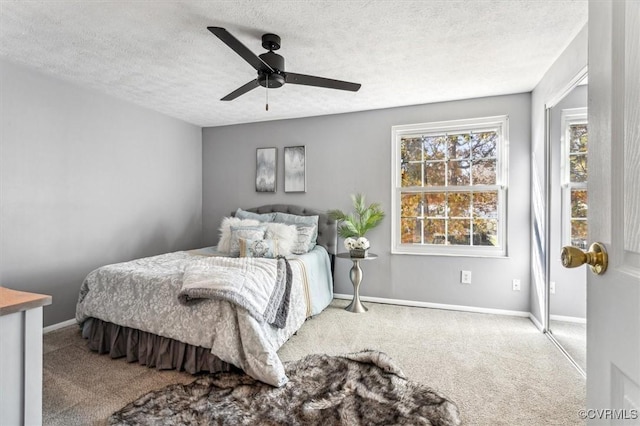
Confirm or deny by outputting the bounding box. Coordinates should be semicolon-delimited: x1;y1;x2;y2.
0;287;51;426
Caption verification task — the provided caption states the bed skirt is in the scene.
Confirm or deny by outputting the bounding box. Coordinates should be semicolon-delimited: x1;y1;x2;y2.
83;317;236;374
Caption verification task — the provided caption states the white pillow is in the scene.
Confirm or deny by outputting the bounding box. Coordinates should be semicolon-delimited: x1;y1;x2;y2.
218;217;260;254
273;212;319;252
265;222;297;256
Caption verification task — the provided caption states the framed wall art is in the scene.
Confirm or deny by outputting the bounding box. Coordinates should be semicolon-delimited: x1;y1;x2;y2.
256;147;277;193
284;146;306;193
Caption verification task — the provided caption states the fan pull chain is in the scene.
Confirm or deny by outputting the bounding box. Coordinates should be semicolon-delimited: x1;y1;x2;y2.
266;74;269;111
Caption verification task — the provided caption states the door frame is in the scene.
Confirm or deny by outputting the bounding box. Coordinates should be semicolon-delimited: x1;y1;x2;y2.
542;65;588;378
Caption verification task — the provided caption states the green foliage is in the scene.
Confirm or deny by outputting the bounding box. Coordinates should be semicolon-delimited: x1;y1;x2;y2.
328;194;385;238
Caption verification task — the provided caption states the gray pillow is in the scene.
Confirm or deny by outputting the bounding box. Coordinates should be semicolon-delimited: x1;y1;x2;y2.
235;208;277;222
273;212;319;252
229;225;267;257
291;226;316;255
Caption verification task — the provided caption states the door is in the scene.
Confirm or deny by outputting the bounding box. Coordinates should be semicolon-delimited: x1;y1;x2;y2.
587;0;640;420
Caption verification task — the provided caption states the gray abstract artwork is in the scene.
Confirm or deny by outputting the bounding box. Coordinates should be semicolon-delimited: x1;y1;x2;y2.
284;146;306;192
256;148;277;192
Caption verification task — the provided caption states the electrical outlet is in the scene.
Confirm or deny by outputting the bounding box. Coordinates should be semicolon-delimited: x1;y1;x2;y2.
461;270;472;284
512;279;521;291
550;281;556;294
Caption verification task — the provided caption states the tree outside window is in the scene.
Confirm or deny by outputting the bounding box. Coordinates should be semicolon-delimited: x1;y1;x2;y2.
392;116;508;257
561;108;588;250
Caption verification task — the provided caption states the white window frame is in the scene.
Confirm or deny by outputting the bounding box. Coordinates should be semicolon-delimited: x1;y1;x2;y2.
391;115;509;257
560;108;588;249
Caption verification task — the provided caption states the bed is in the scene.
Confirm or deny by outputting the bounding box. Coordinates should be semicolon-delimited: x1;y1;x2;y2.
75;205;337;387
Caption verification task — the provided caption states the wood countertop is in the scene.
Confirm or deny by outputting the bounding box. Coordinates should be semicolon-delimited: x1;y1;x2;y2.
0;287;52;316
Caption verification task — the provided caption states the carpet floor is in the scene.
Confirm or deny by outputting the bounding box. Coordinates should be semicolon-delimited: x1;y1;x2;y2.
43;299;585;425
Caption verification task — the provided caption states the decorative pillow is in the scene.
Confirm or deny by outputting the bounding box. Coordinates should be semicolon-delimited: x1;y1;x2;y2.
239;238;278;258
235;208;277;223
218;217;260;254
273;212;319;251
291;226;316;255
264;223;297;256
229;225;267;257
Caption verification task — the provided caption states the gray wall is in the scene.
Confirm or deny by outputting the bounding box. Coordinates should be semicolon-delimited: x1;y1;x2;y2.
0;60;203;326
203;93;531;312
530;25;588;326
549;85;587;319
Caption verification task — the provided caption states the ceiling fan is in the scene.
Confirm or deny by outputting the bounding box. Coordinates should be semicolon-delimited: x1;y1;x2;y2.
207;27;361;107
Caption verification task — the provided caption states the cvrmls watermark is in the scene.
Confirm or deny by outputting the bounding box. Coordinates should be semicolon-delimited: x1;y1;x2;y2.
578;409;639;420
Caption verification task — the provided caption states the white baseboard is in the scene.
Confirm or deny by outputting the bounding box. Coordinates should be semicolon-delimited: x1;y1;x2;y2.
43;318;76;334
550;314;586;324
333;294;530;318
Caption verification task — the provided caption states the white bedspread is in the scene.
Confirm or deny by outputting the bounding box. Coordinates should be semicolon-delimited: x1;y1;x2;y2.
76;250;314;386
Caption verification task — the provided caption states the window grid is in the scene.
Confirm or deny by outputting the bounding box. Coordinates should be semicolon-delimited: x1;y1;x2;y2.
400;191;499;246
400;132;501;247
560;109;588;250
393;116;508;256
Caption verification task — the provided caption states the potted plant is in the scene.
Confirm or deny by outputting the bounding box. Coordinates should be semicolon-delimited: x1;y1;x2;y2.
328;193;385;258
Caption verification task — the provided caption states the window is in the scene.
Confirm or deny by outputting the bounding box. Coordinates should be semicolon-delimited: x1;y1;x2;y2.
561;108;588;250
391;116;509;256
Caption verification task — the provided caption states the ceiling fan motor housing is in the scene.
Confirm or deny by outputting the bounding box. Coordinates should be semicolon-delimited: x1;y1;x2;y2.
261;33;281;51
208;27;361;100
258;51;285;88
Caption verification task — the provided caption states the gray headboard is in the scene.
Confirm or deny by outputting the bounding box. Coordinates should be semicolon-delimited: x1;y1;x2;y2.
239;204;338;256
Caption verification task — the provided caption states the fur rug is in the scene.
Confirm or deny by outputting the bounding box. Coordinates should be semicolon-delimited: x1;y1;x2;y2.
109;350;461;425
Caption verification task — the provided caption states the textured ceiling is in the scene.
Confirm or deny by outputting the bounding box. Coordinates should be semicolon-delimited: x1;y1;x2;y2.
0;1;588;127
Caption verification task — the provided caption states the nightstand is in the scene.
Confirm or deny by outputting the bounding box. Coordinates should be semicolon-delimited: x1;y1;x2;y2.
337;253;378;313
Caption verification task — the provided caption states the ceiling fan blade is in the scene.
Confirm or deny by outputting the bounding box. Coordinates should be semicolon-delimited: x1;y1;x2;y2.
221;79;260;101
207;27;273;72
285;72;361;92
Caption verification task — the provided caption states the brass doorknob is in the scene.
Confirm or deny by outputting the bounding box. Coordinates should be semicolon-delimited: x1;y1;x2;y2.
561;242;608;275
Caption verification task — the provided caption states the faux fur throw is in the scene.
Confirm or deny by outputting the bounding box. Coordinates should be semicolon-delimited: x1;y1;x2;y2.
178;256;292;328
109;350;461;425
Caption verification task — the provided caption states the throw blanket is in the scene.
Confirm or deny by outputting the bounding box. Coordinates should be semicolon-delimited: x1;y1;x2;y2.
178;256;292;329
